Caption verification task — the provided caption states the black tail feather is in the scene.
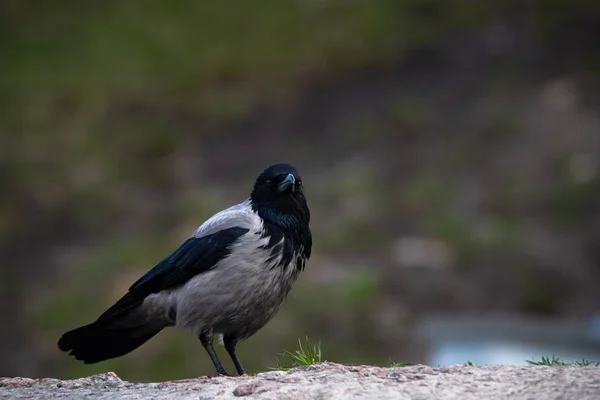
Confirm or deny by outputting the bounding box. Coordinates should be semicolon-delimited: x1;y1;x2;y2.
58;290;165;363
58;322;163;364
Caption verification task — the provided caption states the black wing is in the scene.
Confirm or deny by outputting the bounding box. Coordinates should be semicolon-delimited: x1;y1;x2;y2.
96;226;249;322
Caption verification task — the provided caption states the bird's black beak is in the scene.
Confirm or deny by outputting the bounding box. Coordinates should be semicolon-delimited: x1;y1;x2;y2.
277;174;295;193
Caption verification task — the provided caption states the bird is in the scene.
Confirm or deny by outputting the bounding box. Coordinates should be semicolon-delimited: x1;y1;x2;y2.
58;163;312;376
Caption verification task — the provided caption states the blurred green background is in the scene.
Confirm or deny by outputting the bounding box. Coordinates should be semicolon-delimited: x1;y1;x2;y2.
2;0;600;381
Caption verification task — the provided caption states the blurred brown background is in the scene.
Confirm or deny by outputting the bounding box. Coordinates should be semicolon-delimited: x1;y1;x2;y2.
2;0;600;381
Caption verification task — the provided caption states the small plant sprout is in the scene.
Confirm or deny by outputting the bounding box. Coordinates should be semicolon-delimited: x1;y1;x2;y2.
275;336;323;370
526;355;600;366
389;360;414;367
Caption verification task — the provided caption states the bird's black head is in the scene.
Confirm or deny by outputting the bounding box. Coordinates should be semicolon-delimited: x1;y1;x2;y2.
250;163;310;229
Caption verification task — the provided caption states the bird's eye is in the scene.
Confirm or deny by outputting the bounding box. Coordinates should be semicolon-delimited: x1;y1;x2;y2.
266;180;271;185
296;180;302;186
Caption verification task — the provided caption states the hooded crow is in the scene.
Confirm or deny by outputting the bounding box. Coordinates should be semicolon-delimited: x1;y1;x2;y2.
58;163;312;376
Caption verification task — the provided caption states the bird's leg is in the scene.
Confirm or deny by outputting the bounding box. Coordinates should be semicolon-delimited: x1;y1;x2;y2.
223;335;245;376
198;330;229;376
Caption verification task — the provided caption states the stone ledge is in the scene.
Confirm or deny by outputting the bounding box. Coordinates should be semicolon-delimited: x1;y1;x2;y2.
2;362;599;399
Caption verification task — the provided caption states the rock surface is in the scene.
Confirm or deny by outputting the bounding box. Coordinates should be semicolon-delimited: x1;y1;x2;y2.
1;363;599;399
